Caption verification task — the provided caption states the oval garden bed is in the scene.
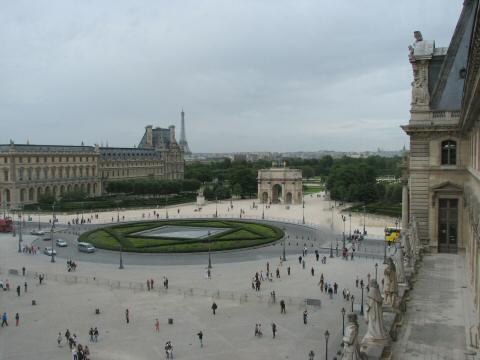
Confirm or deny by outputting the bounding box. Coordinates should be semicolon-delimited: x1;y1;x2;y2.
78;219;284;253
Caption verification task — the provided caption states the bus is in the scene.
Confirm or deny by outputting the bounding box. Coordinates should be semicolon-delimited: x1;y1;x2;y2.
384;227;401;244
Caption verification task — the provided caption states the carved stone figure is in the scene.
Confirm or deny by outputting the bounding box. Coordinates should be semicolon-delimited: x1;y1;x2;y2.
411;78;428;106
414;30;423;42
396;245;406;284
362;280;389;344
384;257;398;307
342;313;366;360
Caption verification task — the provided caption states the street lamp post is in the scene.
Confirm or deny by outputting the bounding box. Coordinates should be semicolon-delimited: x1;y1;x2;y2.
302;200;305;224
50;202;56;263
119;245;124;269
351;295;355;312
207;231;212;269
383;238;387;264
349;212;352;240
360;282;364;316
329;242;333;258
375;262;378;281
341;307;346;336
282;227;286;261
324;330;330;360
262;203;265;220
363;205;366;234
330;204;334;231
37;207;41;230
17;207;22;253
165;194;169;219
215;196;218;218
342;215;346;250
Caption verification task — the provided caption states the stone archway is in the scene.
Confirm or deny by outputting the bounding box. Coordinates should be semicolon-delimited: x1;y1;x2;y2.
272;184;282;204
285;192;293;204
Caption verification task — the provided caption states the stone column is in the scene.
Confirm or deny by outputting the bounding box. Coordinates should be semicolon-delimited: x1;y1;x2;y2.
401;178;409;230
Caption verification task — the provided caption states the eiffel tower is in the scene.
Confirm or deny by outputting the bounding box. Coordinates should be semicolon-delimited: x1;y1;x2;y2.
179;109;192;155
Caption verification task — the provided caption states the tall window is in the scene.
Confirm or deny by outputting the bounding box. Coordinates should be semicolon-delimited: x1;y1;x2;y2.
441;140;457;165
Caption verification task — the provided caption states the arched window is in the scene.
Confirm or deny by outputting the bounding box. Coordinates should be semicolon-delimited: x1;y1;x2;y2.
441;140;457;165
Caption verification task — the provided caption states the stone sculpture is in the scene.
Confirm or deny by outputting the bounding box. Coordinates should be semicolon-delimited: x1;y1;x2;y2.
342;313;366;360
362;280;389;344
396;245;406;284
384;257;398;307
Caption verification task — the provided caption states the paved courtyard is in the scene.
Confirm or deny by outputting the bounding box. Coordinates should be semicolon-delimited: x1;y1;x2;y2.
0;194;394;360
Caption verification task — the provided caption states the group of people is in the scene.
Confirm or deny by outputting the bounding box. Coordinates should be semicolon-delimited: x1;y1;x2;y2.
67;260;77;272
22;244;39;254
144;277;169;291
1;312;20;327
61;329;91;360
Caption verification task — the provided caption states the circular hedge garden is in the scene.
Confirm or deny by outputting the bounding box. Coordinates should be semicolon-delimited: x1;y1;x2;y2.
78;219;284;253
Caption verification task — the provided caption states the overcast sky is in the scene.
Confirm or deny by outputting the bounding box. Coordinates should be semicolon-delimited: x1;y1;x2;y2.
0;0;463;152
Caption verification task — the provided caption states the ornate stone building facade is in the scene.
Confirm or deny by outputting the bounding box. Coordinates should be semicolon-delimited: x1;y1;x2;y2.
402;1;478;253
257;165;303;205
0;125;184;208
402;0;480;330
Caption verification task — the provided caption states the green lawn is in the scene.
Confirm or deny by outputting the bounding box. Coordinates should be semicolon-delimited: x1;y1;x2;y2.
79;219;283;253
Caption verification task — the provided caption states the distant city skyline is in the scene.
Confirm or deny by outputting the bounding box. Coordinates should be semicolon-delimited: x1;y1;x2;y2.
0;1;462;152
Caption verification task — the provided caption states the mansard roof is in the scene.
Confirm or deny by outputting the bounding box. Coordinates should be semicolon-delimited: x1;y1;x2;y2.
430;0;477;110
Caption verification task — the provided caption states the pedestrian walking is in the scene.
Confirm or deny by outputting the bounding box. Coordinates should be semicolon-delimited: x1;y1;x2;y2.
155;318;160;332
287;266;291;276
280;300;286;314
211;302;218;315
94;327;99;342
147;279;151;291
125;309;130;324
15;313;19;326
89;328;94;342
65;329;71;343
22;266;25;276
1;312;8;327
271;322;277;338
197;330;203;347
57;332;62;347
355;277;359;288
311;267;314;276
24;282;27;293
303;310;308;325
16;285;20;296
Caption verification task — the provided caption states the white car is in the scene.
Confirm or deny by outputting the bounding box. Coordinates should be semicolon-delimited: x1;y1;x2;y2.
55;239;67;247
31;229;45;236
43;247;57;256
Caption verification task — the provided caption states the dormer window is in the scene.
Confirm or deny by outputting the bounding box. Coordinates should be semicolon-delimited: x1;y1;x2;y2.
441;140;457;165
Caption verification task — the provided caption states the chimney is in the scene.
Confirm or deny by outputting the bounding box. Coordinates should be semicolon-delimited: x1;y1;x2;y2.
169;125;176;143
145;125;153;147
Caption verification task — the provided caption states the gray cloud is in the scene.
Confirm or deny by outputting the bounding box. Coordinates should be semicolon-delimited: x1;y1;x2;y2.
0;0;462;151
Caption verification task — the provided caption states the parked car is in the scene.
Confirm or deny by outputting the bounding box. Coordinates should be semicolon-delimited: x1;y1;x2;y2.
77;242;95;253
43;237;52;241
43;247;57;256
31;229;45;236
55;239;67;247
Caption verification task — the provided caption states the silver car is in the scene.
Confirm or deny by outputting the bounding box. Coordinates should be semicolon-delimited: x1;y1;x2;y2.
55;239;67;247
43;247;57;256
31;229;45;236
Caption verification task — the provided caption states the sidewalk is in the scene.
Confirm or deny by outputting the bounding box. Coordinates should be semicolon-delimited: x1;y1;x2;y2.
393;254;478;359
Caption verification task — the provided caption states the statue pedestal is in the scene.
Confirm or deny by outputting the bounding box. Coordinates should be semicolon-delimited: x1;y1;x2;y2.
196;195;205;207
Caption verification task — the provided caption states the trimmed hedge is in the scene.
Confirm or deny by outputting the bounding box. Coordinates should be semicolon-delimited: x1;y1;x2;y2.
78;219;284;253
